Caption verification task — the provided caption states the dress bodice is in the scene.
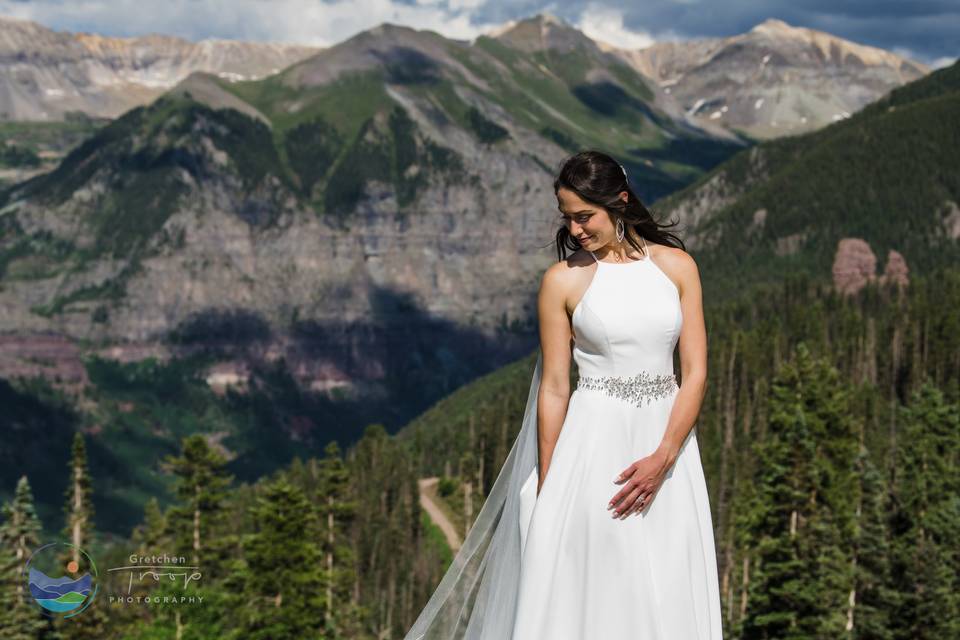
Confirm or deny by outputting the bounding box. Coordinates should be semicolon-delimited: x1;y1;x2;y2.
571;238;683;378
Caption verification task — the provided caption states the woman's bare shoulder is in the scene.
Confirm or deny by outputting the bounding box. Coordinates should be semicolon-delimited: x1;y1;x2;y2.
542;248;594;282
649;243;699;296
541;248;594;297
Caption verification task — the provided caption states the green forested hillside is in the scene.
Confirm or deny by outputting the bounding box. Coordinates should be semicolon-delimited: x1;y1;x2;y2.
655;60;960;306
4;263;954;638
395;264;960;639
3;206;959;638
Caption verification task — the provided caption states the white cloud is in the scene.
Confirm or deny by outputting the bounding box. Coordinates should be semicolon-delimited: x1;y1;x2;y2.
575;4;685;50
0;0;497;46
930;56;957;70
891;45;958;70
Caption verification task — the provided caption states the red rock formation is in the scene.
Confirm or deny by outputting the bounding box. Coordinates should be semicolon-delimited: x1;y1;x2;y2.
879;249;910;288
832;238;909;295
832;238;877;295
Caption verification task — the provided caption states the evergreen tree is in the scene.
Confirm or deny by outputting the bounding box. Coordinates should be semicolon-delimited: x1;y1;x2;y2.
888;383;960;639
850;443;897;638
131;497;168;550
0;477;48;640
742;343;858;639
153;436;233;640
164;435;233;571
56;433;106;640
350;424;421;636
239;477;325;640
62;433;93;560
314;441;364;637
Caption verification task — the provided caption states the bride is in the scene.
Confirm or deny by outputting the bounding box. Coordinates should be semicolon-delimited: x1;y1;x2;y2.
405;150;723;639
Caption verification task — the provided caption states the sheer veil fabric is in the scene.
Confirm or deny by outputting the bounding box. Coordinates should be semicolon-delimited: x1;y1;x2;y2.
404;351;543;640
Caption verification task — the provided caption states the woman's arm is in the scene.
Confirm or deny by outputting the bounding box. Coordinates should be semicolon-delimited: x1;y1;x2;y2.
535;262;575;495
608;248;708;519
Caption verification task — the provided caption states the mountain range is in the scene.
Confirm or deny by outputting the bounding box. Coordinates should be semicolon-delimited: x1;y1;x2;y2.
604;17;928;139
0;10;948;426
0;13;756;397
0;13;928;142
0;14;319;121
0;11;955;531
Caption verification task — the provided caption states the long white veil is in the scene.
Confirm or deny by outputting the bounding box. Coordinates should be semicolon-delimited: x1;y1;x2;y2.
404;350;542;640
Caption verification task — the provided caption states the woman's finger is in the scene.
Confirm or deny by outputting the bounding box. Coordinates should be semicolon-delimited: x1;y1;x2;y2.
608;475;640;510
610;484;644;518
622;491;648;518
633;483;665;516
614;462;636;484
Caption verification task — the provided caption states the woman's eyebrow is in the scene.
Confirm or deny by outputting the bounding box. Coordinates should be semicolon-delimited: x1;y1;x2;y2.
558;207;592;215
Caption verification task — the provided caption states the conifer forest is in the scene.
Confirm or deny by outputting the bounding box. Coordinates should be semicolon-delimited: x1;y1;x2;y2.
2;266;958;639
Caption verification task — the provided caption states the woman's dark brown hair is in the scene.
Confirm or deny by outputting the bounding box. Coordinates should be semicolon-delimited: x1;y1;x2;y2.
553;150;685;261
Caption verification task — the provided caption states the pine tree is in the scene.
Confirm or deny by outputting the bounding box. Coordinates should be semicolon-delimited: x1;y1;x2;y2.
164;435;233;572
62;433;93;561
888;383;960;639
741;343;858;639
314;441;363;637
0;476;48;640
239;477;325;640
850;443;897;638
132;497;168;550
56;433;106;640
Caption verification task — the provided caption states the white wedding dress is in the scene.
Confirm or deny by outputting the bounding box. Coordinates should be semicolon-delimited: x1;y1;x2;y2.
512;239;723;638
404;237;723;640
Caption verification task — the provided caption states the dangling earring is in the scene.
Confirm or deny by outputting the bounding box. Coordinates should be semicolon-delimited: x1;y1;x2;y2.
616;219;625;243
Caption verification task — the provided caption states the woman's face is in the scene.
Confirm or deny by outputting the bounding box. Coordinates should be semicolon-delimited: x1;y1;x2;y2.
556;187;624;249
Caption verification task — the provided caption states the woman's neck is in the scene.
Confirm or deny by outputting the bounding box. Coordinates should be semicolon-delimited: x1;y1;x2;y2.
598;230;646;262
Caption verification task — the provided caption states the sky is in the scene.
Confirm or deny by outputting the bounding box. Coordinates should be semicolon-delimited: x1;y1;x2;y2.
0;0;956;68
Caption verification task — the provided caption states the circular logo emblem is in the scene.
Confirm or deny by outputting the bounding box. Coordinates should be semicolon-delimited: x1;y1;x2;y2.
25;542;98;618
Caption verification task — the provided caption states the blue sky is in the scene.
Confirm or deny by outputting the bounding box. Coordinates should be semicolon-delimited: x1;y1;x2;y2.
1;0;956;68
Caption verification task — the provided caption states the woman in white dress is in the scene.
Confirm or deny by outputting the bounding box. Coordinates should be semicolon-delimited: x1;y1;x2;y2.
405;150;723;639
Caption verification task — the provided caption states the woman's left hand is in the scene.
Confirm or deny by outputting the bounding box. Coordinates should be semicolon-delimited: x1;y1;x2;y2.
607;448;673;519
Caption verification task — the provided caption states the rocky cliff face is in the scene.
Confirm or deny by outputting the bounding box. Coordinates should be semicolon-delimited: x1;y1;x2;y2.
0;15;319;121
0;15;738;354
1;96;560;342
0;41;572;399
604;18;929;140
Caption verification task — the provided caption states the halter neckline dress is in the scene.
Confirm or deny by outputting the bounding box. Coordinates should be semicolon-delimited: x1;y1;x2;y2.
512;235;724;639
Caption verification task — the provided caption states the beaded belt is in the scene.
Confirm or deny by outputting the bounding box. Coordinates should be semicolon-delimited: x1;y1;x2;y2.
576;370;679;407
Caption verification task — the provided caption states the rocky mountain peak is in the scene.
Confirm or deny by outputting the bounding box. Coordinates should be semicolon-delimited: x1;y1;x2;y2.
745;16;921;70
366;22;421;38
282;20;464;89
749;18;794;35
489;11;597;54
607;16;929;139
